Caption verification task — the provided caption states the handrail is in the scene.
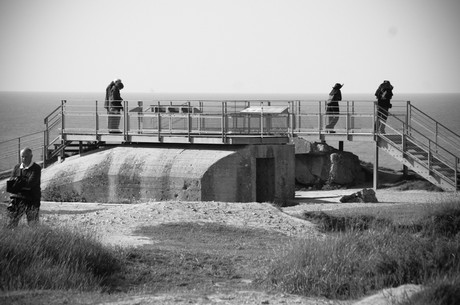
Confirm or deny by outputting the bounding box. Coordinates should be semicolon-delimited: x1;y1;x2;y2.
0;130;44;145
380;112;458;188
0;131;46;173
408;103;460;157
387;112;458;165
410;103;460;138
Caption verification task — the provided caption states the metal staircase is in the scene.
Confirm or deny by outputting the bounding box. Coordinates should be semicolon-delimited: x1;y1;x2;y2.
376;103;459;191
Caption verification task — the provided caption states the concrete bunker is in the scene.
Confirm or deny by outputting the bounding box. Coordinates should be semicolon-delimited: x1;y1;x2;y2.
39;144;294;204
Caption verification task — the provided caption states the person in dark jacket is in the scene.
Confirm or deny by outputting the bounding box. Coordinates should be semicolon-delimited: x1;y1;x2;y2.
375;80;394;133
105;79;124;133
6;148;41;228
325;83;343;132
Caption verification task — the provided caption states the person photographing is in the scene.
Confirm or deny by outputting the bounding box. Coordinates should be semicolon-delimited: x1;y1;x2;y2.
6;148;41;228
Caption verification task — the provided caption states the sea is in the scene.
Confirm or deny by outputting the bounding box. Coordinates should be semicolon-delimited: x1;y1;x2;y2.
1;91;459;171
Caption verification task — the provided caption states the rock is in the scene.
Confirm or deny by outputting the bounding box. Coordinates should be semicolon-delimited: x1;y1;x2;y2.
340;188;378;203
294;140;366;188
329;151;366;185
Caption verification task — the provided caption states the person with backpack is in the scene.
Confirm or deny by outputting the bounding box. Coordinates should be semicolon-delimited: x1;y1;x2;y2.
104;79;124;133
375;80;394;133
325;83;343;132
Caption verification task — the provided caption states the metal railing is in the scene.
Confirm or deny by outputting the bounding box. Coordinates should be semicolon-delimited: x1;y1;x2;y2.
0;131;45;177
2;98;459;190
407;102;460;162
61;100;293;140
378;109;459;190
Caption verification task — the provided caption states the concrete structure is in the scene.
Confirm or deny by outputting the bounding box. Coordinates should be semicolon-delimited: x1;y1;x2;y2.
39;144;295;204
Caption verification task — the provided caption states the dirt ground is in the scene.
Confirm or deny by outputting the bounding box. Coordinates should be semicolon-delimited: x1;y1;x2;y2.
2;188;458;305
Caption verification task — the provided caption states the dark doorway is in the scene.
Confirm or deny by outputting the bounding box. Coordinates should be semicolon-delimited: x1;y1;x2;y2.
256;158;275;202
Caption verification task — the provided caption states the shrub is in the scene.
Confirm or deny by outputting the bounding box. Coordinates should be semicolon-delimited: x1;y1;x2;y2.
401;275;460;305
267;198;460;300
267;228;460;299
302;211;391;232
417;199;460;238
0;225;121;291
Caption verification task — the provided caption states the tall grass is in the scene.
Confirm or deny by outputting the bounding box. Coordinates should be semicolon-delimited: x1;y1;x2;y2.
266;198;460;301
0;225;121;291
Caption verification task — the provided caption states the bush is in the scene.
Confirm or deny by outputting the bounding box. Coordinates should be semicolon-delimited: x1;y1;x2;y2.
267;198;460;300
302;211;391;232
417;199;460;238
401;275;460;305
0;225;121;291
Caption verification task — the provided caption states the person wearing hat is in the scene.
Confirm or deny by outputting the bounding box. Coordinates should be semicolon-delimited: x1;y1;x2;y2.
325;83;343;132
105;79;124;133
374;80;394;133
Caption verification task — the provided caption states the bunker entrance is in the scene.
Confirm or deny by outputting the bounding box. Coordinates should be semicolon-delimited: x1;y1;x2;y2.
256;157;275;202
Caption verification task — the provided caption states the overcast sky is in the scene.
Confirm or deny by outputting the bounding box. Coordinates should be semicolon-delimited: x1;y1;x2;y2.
1;0;459;94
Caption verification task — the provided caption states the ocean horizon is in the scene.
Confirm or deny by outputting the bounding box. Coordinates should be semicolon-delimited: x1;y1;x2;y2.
1;91;459;171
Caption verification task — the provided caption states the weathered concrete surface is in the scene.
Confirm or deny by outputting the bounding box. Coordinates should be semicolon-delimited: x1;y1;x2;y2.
294;138;366;187
36;144;294;204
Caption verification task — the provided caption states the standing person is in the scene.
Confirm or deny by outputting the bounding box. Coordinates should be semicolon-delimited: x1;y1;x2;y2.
105;79;124;133
325;83;343;132
6;148;41;228
375;80;394;133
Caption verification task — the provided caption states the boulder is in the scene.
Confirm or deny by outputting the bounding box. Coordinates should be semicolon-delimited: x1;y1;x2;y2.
340;188;378;203
294;139;366;188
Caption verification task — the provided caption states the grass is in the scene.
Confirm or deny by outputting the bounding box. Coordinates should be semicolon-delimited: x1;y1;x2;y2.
1;198;460;304
0;224;121;291
0;218;294;303
266;198;460;302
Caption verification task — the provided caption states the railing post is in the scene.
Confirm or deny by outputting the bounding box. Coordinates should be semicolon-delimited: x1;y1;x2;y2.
61;100;66;142
288;101;294;137
247;101;251;133
260;101;264;138
373;101;377;138
157;101;161;141
95;100;99;137
60;100;66;160
406;101;411;136
187;101;191;142
318;101;322;136
138;101;143;134
199;101;203;133
42;130;47;168
297;101;301;131
221;101;227;143
346;101;350;135
43;116;49;166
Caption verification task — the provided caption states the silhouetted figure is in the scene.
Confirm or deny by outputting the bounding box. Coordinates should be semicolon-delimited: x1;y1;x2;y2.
375;80;394;133
105;79;124;133
325;83;343;132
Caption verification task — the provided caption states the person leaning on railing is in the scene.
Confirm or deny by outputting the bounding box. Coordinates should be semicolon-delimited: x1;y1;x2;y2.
104;78;124;133
6;147;41;228
375;80;394;134
325;83;343;133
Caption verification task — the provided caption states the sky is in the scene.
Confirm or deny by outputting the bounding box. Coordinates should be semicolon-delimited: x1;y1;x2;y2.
0;0;459;94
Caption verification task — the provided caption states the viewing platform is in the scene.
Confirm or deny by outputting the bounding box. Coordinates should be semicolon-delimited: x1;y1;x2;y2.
51;99;390;147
